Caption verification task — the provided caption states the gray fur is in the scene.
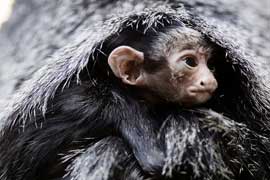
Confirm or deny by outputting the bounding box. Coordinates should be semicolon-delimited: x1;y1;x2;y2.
0;0;270;179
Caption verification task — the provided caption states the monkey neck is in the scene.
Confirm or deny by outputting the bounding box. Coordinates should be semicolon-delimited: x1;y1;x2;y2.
127;86;170;106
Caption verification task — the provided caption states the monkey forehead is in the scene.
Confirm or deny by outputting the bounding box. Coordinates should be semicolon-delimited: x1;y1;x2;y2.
152;27;211;57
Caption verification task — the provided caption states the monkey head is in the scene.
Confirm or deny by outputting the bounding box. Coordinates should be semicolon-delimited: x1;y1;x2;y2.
108;27;218;107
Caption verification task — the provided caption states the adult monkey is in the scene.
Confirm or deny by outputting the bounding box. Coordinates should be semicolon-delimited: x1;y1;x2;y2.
0;1;270;180
1;22;220;179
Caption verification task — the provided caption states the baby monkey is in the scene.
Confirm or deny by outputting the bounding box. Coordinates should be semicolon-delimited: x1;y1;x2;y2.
107;26;218;174
108;27;218;107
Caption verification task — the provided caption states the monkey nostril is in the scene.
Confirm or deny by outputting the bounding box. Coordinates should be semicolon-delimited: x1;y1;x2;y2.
200;81;205;86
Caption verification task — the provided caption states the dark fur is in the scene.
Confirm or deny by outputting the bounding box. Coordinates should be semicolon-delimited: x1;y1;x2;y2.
1;0;270;180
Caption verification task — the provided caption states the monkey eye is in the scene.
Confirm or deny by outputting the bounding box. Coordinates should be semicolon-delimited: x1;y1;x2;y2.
208;62;216;72
183;56;198;68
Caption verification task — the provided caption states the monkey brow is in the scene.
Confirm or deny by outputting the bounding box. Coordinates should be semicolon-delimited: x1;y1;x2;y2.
171;42;210;53
179;43;198;50
169;37;203;50
180;35;213;51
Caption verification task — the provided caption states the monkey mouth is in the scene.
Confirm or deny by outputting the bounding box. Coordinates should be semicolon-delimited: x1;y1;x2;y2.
188;88;213;96
181;90;212;107
186;87;213;104
190;91;212;101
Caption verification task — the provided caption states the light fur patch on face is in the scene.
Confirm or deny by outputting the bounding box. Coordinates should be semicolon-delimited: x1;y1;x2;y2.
151;26;214;60
0;0;15;28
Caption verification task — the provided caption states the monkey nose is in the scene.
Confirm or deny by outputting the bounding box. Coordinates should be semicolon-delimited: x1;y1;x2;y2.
199;78;218;92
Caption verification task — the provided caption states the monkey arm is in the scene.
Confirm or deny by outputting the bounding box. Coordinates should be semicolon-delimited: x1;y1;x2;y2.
64;137;145;180
118;109;165;174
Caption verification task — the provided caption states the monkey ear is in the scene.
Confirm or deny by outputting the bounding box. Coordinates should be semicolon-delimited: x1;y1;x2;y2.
108;46;145;86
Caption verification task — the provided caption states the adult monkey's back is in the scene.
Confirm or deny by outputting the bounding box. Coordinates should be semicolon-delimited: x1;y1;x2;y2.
1;0;270;180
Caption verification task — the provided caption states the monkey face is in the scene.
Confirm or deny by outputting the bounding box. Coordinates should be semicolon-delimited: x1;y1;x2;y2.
165;47;218;107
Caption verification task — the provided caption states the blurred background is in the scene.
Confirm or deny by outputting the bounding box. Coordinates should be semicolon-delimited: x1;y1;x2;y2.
0;0;14;28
